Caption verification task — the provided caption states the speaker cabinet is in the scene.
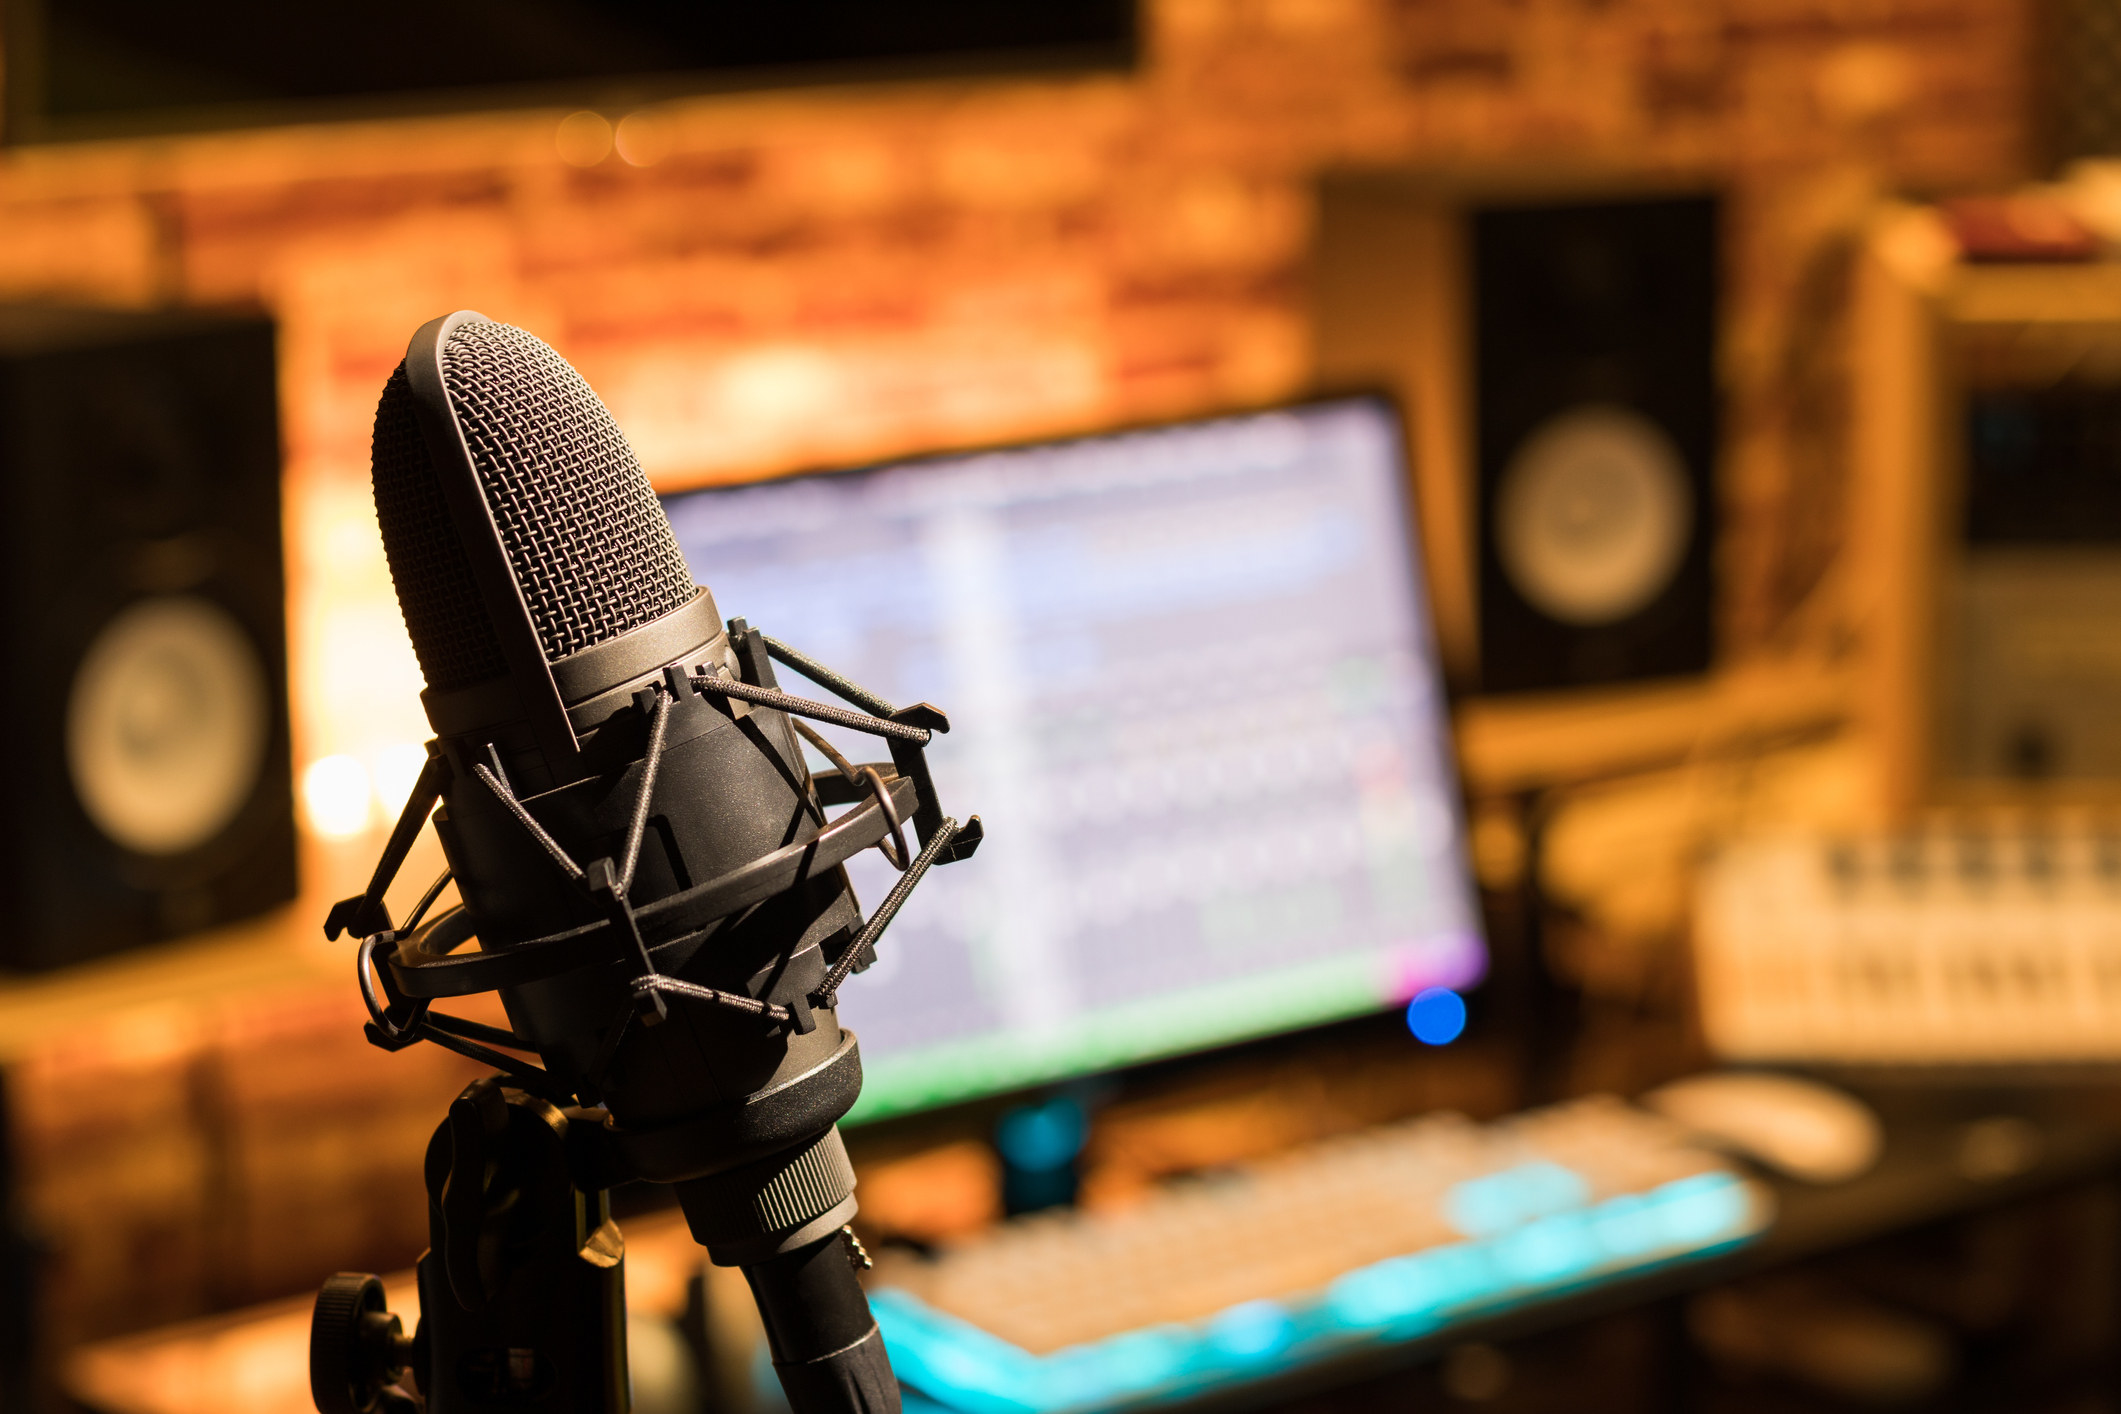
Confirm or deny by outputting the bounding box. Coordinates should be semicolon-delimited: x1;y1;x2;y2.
0;306;295;970
1473;196;1719;694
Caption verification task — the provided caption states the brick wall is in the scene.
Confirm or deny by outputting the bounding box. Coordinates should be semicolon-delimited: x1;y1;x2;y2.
10;987;493;1347
0;0;2036;796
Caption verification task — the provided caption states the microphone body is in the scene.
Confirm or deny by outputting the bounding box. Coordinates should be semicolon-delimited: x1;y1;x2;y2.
357;311;932;1412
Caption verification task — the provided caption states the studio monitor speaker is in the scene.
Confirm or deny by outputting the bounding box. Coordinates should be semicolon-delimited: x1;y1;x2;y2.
0;306;295;970
1473;195;1720;694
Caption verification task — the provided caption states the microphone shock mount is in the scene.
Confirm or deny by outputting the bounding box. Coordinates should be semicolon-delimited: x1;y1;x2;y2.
311;623;979;1414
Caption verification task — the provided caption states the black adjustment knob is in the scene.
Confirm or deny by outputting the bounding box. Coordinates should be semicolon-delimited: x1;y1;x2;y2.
310;1272;413;1414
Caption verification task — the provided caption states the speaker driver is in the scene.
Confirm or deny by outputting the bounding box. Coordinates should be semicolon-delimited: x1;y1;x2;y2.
1492;402;1694;628
65;594;271;857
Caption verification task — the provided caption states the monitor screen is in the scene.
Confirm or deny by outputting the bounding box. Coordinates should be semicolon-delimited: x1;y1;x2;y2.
662;396;1485;1122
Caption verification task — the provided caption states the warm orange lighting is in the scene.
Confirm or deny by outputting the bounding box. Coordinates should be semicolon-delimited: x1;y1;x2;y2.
301;755;373;839
554;110;613;166
371;743;429;823
614;110;674;167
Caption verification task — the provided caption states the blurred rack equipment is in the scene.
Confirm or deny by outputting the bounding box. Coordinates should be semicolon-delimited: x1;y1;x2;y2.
1942;378;2121;783
0;306;294;970
1854;212;2121;811
1695;823;2121;1062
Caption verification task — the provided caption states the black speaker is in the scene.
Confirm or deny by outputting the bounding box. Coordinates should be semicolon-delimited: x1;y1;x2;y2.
0;306;295;970
1473;195;1719;693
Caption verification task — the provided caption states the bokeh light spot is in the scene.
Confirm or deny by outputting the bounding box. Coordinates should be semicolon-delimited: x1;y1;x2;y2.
303;754;373;838
555;111;613;166
372;742;428;820
1407;986;1467;1045
995;1097;1088;1172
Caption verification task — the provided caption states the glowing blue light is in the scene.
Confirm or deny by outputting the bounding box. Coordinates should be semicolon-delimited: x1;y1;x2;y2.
1070;1329;1186;1393
1326;1257;1429;1327
1406;987;1467;1045
1588;1192;1661;1257
1492;1211;1597;1286
996;1098;1089;1172
1325;1246;1472;1330
872;1168;1769;1414
1207;1301;1295;1358
1443;1162;1591;1238
1651;1172;1755;1246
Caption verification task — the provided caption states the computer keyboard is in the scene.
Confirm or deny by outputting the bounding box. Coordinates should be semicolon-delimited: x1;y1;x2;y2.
869;1095;1772;1413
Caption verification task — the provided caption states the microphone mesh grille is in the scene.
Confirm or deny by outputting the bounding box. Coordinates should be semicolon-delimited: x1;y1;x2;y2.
441;320;695;663
372;361;509;692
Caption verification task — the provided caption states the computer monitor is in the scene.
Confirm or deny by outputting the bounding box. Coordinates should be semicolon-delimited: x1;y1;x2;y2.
661;395;1485;1123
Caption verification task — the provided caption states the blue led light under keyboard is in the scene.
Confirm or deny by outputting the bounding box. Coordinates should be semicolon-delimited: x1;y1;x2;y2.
868;1097;1773;1414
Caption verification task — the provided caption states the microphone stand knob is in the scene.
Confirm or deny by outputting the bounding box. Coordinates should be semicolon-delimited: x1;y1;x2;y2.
310;1272;417;1414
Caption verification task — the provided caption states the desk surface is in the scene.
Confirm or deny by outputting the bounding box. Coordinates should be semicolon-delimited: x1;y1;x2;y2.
1156;1084;2121;1414
57;1086;2121;1414
62;1206;706;1414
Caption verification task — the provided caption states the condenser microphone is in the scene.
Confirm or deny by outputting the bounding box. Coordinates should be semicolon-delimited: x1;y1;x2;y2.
317;311;977;1414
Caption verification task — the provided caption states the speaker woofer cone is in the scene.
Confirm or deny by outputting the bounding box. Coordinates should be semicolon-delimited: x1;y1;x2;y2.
65;593;271;858
1493;403;1694;629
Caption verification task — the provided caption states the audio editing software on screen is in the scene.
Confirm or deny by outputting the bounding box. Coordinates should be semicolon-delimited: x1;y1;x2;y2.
663;398;1485;1120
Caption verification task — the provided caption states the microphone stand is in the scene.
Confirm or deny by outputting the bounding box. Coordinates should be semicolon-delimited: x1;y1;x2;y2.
309;626;979;1414
311;1079;628;1414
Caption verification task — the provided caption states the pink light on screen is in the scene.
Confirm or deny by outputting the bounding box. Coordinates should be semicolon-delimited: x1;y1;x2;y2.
1385;931;1488;1006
